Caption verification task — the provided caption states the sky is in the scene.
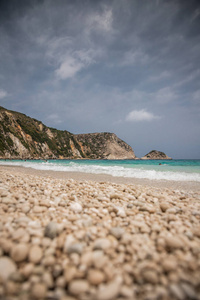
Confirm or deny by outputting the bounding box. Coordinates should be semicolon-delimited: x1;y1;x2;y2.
0;0;200;159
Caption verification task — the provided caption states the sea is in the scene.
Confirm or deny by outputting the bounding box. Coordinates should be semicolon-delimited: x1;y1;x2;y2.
0;159;200;182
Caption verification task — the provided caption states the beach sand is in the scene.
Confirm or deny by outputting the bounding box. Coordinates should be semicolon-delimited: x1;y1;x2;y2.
0;165;200;299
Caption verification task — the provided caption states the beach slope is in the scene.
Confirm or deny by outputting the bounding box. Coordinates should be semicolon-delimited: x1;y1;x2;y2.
0;166;200;299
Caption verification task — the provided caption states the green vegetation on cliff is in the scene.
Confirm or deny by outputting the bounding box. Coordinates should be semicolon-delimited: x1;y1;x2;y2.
0;106;135;159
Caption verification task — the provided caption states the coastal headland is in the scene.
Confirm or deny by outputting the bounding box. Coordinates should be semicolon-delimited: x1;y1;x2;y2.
0;165;200;299
0;106;171;160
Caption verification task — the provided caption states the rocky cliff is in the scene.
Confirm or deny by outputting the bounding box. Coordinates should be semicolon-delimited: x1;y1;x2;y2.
141;150;172;160
76;133;135;160
0;106;136;160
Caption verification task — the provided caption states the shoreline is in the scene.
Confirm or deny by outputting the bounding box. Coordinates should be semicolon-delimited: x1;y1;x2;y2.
0;165;200;192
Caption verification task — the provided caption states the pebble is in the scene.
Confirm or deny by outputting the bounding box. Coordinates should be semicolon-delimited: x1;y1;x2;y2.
28;245;43;264
93;238;111;250
31;282;47;299
165;236;183;250
64;266;77;283
120;285;134;298
68;280;89;295
160;202;170;212
33;205;46;213
115;206;126;217
22;205;31;213
70;202;82;213
180;283;197;299
162;258;177;272
11;244;29;262
97;278;121;300
169;283;185;300
42;255;55;266
110;227;124;239
142;270;158;284
87;269;105;285
42;271;54;288
12;228;27;241
44;222;58;239
21;263;34;278
0;257;17;281
66;243;84;255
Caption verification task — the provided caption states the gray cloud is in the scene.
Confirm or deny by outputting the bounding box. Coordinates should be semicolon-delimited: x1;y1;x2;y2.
0;0;200;158
0;88;8;99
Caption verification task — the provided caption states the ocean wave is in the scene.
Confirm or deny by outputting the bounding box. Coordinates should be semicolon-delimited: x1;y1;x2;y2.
1;160;200;182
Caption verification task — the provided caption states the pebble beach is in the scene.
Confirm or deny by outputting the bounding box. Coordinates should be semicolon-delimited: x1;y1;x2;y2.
0;166;200;300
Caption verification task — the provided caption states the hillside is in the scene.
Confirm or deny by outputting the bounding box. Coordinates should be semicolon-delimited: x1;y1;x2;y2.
0;106;136;160
141;150;172;160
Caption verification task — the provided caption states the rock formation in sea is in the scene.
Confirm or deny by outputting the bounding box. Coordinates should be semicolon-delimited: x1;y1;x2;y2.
141;150;172;160
0;106;136;160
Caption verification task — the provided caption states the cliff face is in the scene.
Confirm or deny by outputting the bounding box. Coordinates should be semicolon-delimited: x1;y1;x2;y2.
141;150;172;160
0;106;135;160
76;133;136;159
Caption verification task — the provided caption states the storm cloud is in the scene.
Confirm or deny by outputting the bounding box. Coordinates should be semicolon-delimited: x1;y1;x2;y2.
0;0;200;158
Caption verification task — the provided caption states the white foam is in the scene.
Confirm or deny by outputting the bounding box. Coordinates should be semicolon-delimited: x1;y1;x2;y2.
0;160;200;182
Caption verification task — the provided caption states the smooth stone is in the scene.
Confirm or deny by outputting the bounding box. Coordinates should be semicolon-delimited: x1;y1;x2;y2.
139;205;155;213
110;227;124;239
52;264;63;278
162;258;177;272
64;266;77;283
21;263;34;278
0;238;13;253
180;283;197;299
165;236;183;250
40;199;50;207
140;225;150;233
115;206;126;217
97;279;121;300
120;285;134;298
160;202;170;212
9;271;24;283
68;280;89;295
169;284;185;300
66;243;84;255
142;270;158;284
31;282;47;299
33;206;46;213
87;269;105;285
22;205;31;213
56;276;65;288
12;228;26;241
5;280;20;295
42;255;55;266
93;238;111;251
44;222;58;239
70;202;82;213
0;257;17;281
11;244;29;262
81;252;93;266
166;207;177;214
29;245;43;264
92;251;107;269
42;272;54;288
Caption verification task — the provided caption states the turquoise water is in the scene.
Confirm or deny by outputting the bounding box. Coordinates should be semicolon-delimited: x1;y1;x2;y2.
1;159;200;182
